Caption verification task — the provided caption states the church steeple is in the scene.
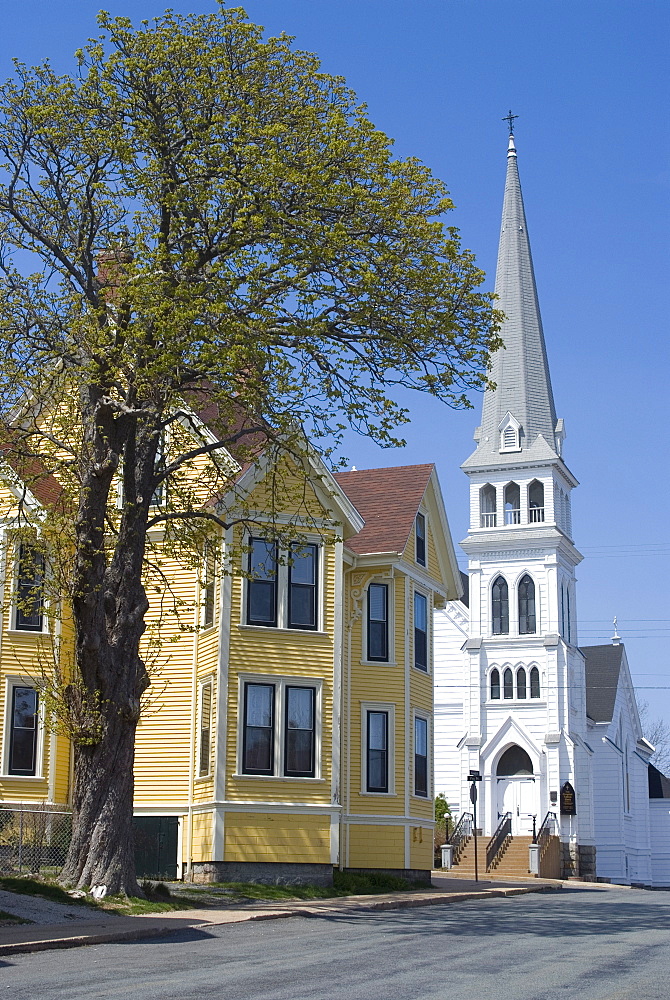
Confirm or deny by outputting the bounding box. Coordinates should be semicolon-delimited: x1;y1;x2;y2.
463;125;562;470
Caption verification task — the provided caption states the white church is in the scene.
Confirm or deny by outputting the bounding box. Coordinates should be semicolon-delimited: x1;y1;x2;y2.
434;127;670;887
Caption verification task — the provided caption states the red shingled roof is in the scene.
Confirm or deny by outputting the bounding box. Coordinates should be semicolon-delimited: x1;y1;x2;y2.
334;464;434;556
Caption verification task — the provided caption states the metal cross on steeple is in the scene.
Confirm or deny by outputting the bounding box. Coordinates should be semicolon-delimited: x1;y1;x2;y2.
503;110;518;135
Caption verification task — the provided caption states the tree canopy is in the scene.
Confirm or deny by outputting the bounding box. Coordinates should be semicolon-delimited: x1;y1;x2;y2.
0;4;500;893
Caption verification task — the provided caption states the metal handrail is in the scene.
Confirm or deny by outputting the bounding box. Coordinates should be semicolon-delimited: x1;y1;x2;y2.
536;811;557;850
486;811;512;870
448;811;473;863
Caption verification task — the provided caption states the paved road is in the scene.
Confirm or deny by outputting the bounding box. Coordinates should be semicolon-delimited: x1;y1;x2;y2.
2;885;669;1000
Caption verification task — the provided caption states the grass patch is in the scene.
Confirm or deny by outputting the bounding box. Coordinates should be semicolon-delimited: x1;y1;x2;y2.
198;870;430;902
0;876;90;907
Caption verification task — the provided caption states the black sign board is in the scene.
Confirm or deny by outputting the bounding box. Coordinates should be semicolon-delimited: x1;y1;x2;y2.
560;781;576;815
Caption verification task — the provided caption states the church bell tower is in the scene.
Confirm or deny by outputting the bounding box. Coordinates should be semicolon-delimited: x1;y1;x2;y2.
458;123;596;876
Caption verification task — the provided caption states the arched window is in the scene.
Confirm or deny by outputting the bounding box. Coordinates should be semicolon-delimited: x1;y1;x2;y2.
496;745;534;776
516;667;527;699
518;575;536;634
528;480;544;523
492;576;509;634
530;667;540;698
503;668;513;700
504;482;521;525
490;669;501;700
480;484;497;528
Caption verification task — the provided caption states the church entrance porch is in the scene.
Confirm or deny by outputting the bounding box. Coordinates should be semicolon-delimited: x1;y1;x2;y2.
495;746;538;836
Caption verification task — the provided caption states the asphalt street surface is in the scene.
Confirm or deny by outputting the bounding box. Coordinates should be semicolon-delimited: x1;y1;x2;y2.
2;884;669;1000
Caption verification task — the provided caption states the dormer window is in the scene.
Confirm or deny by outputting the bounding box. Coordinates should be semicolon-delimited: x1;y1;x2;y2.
499;412;521;453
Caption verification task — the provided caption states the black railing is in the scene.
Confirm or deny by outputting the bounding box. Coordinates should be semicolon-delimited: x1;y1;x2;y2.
486;812;512;870
448;811;473;863
536;811;557;850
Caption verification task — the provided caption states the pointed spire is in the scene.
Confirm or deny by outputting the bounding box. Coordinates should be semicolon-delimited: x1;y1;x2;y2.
463;124;561;470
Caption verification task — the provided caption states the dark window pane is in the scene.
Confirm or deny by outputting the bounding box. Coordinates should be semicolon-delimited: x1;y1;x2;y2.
284;687;315;777
414;592;428;671
289;544;317;629
368;750;388;792
415;717;427;756
247;539;277;626
289;544;315;585
288;585;316;628
199;682;212;776
490;669;501;699
367;584;388;661
243;683;274;774
503;668;513;699
517;668;527;699
16;545;44;631
9;687;38;775
518;575;536;634
367;711;388;792
246;684;273;727
286;687;313;730
492;577;509;634
416;513;426;566
415;756;428;797
530;667;541;698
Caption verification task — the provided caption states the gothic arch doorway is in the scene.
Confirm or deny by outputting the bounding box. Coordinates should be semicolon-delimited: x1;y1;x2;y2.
496;745;537;835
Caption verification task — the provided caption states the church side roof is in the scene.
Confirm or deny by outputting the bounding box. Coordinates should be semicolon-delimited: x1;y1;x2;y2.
581;643;624;723
334;464;433;556
648;763;670;799
463;132;560;471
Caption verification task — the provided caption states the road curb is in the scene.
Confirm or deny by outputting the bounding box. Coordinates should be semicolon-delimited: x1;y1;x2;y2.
0;882;562;956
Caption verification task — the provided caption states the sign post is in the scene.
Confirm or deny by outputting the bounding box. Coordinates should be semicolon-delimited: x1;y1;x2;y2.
468;770;483;882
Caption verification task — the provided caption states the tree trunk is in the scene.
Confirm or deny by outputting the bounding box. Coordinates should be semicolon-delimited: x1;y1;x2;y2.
60;711;142;896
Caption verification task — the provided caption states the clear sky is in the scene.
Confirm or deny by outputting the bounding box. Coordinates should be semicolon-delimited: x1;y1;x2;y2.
2;2;669;721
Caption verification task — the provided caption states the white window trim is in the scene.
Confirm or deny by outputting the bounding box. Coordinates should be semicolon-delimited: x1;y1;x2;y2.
412;586;431;674
235;673;323;780
360;701;396;796
1;676;45;779
199;540;220;631
11;542;49;636
361;577;396;666
412;709;431;800
196;675;215;780
240;534;324;632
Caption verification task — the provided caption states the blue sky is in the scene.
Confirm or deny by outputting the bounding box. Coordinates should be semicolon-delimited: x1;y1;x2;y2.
2;2;669;721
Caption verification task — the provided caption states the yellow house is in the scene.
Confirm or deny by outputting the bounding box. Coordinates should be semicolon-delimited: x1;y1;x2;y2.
0;430;460;884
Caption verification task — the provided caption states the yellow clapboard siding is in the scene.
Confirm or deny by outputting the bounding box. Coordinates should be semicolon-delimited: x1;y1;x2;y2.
410;827;433;870
191;810;213;862
347;824;405;868
224;812;330;863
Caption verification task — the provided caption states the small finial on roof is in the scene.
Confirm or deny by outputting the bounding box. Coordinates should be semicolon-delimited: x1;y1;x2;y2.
503;109;518;135
503;110;518;156
612;616;620;645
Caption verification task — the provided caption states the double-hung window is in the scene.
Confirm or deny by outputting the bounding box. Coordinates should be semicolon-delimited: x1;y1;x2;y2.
241;679;317;778
288;543;318;630
367;583;389;661
15;545;45;632
246;538;320;630
414;591;428;671
202;544;217;628
414;715;428;797
198;680;213;777
247;538;278;627
7;685;39;776
366;710;389;792
415;513;426;567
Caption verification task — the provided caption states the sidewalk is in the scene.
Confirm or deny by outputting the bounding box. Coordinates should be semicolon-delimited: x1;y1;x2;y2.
0;873;563;957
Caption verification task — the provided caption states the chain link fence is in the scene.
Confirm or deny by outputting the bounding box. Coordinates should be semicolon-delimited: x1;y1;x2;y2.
0;805;72;876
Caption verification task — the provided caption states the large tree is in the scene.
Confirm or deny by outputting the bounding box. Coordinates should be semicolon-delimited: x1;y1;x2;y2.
0;5;499;894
